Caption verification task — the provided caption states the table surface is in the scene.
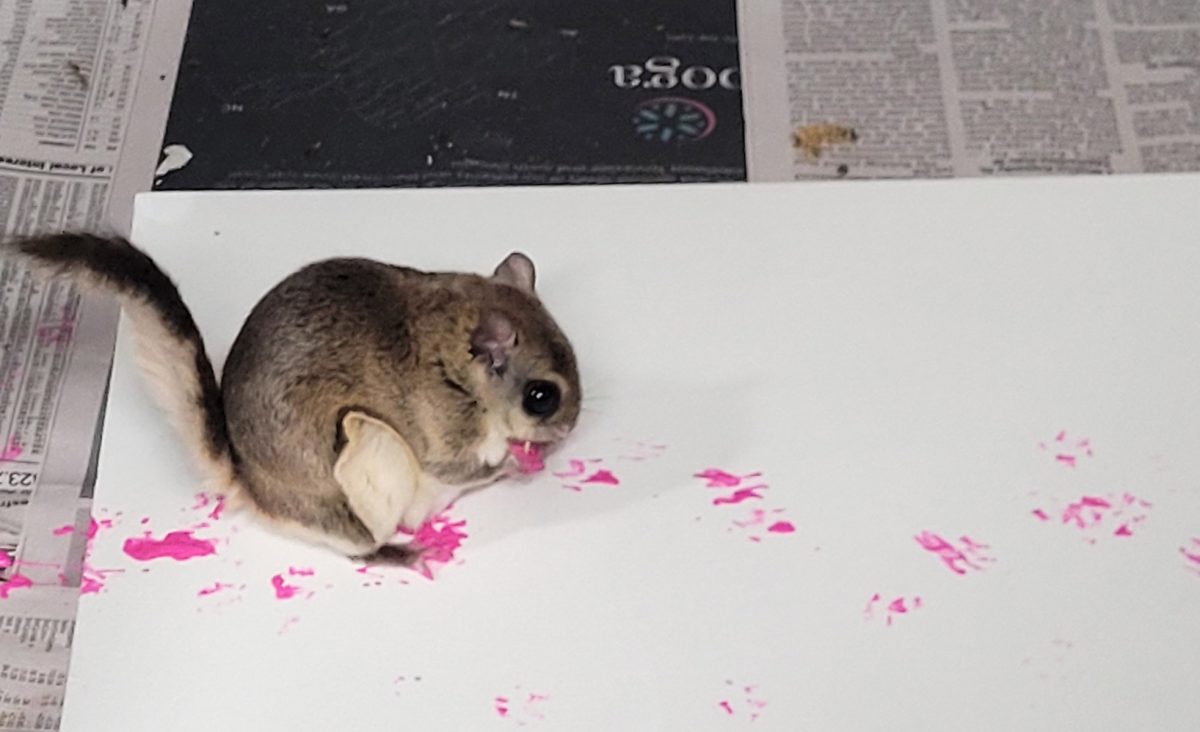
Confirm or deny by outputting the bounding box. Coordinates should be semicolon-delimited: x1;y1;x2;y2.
61;175;1200;731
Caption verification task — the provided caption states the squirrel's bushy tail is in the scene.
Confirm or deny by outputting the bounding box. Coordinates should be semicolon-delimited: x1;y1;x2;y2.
8;233;239;496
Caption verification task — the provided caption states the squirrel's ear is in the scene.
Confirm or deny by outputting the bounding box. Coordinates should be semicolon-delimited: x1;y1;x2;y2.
492;252;536;295
470;311;517;372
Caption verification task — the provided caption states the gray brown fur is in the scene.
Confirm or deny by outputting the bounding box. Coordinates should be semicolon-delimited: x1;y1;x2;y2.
5;235;581;560
223;257;580;553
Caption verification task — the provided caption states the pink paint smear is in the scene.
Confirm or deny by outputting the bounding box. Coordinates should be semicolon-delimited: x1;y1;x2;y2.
552;459;595;479
694;468;761;488
123;530;217;562
0;573;33;599
88;517;113;540
197;581;236;597
400;513;468;580
914;531;993;575
552;457;620;492
0;551;37;598
712;486;765;506
730;507;795;543
78;516;122;595
864;593;923;626
190;493;228;522
1033;492;1152;541
1181;538;1200;576
0;436;22;461
1038;430;1093;468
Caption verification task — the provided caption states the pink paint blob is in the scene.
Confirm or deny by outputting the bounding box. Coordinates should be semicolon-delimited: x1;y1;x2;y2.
1114;524;1133;537
288;566;315;576
208;496;226;521
581;469;619;486
0;573;33;599
509;442;544;474
0;437;23;461
271;574;301;600
1032;509;1050;521
0;551;11;569
712;487;764;506
1055;454;1076;467
80;575;105;595
494;696;510;717
51;524;74;536
718;700;734;715
122;531;216;562
767;521;795;534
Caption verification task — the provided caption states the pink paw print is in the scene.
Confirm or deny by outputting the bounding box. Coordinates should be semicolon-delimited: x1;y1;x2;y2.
914;531;994;575
1038;430;1093;468
864;593;923;626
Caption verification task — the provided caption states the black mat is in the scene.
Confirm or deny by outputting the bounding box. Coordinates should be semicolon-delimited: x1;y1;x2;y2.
157;0;746;189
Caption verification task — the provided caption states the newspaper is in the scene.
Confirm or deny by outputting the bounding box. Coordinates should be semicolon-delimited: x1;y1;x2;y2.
739;0;1200;181
0;0;191;729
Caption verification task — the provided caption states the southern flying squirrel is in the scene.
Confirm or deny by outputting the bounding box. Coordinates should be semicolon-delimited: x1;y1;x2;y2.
8;234;581;562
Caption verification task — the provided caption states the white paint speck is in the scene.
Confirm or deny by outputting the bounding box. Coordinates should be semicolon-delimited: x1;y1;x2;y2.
155;144;193;177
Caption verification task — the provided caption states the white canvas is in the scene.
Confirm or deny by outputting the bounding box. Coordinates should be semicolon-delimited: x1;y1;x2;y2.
60;176;1200;730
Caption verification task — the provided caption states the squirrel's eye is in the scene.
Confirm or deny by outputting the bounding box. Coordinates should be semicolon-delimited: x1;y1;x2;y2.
522;380;560;417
